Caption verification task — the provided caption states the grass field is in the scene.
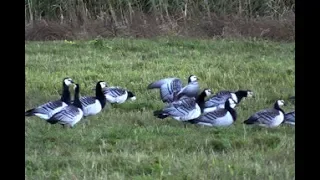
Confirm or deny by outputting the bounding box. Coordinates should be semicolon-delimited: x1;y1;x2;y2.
25;38;295;179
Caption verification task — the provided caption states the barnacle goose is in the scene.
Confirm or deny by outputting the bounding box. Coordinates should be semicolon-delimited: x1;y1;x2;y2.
283;111;295;125
79;81;107;117
153;89;212;121
102;86;136;104
204;90;254;113
243;100;286;128
188;98;237;127
147;75;200;103
25;77;74;120
47;84;83;128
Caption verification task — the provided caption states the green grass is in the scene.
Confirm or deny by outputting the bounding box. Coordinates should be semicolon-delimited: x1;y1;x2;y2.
25;38;295;179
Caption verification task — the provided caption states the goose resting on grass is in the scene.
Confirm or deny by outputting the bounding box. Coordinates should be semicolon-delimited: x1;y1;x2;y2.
102;86;136;104
25;77;74;120
243;100;286;128
204;90;254;113
153;89;212;122
188;98;237;127
147;75;200;103
47;84;83;128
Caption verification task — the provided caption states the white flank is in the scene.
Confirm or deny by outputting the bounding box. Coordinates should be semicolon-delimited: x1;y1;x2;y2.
71;109;84;127
83;100;102;116
269;111;284;127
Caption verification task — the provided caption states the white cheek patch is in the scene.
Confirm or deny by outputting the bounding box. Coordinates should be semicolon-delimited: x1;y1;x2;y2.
100;82;106;88
190;76;197;82
277;100;284;106
205;90;211;96
130;96;136;101
64;80;72;86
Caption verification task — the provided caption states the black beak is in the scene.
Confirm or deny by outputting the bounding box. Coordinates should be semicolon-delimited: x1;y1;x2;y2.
71;80;75;84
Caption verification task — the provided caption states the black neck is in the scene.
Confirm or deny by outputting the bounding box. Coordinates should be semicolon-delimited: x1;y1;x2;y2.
234;91;247;103
73;88;82;109
274;102;285;114
60;83;71;104
196;91;207;113
225;100;237;121
96;84;106;108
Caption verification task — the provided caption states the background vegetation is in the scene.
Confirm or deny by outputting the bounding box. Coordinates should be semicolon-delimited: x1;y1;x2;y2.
25;0;295;41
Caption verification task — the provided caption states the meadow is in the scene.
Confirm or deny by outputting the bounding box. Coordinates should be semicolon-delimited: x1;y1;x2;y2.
25;38;295;179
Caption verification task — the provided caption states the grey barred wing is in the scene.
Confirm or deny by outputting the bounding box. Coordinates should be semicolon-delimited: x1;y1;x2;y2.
160;79;183;102
215;91;231;96
285;111;295;121
49;106;81;124
148;78;180;89
103;87;126;98
170;79;183;93
190;109;228;124
284;111;295;124
35;100;64;113
163;98;196;116
254;109;280;124
202;109;228;120
205;95;228;107
80;96;96;106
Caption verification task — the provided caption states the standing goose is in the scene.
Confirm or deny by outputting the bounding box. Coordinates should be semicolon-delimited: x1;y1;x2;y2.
283;111;295;125
188;98;237;127
153;89;212;121
47;84;83;128
102;86;136;104
147;75;200;103
79;81;107;117
204;90;254;113
243;100;286;128
25;77;74;120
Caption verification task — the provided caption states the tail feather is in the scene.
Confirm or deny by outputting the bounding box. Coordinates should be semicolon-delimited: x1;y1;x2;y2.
47;119;59;124
153;110;169;119
187;119;198;124
25;109;35;116
243;117;256;124
147;81;163;89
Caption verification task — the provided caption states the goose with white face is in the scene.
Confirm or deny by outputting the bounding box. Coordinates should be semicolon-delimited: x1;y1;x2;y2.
277;100;285;106
247;91;254;98
147;75;200;103
63;77;74;86
205;89;212;96
99;81;107;89
244;99;286;128
188;97;237;127
25;77;74;120
189;75;198;82
78;81;108;117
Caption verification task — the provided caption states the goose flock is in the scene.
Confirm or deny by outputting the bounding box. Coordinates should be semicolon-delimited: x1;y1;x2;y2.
25;76;295;128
